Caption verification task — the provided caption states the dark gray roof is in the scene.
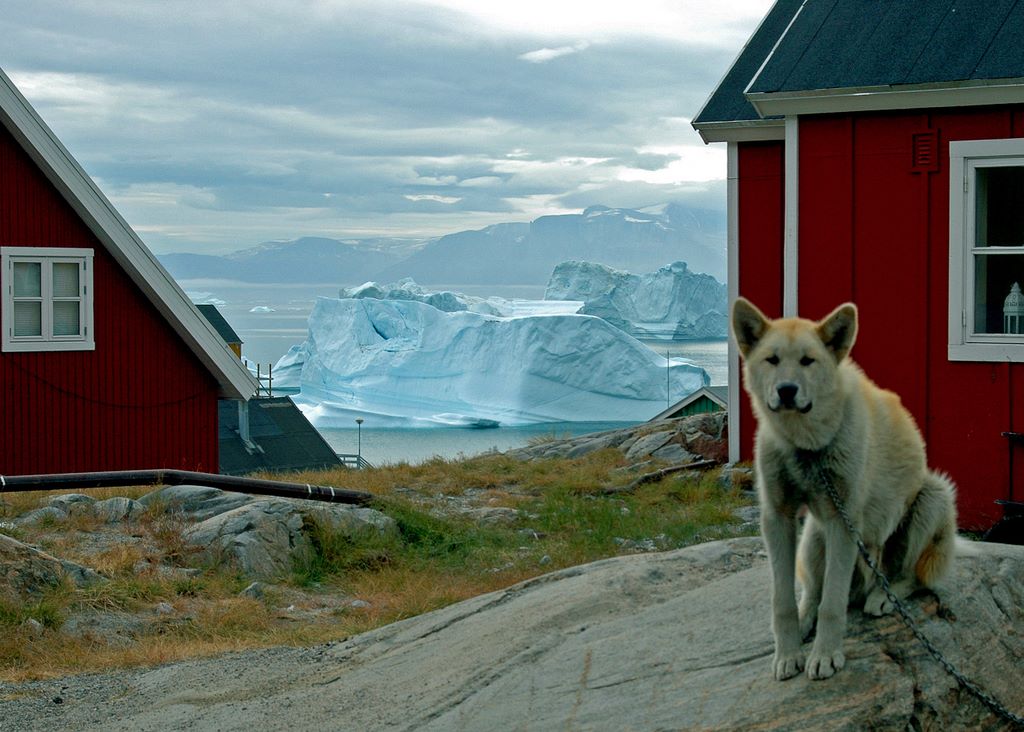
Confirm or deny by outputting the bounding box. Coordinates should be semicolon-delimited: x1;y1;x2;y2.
219;396;343;476
692;0;804;125
748;0;1024;95
196;303;242;346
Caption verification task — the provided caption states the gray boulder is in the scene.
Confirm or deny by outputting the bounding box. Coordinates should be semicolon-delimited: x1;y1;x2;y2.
47;494;95;515
139;484;254;521
183;498;396;579
15;506;67;526
0;534;102;598
93;497;145;524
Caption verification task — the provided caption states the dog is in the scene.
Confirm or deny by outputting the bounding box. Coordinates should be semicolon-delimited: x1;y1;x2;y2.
731;297;957;681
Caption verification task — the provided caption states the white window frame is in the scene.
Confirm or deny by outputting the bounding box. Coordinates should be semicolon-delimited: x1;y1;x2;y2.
948;139;1024;362
1;246;94;352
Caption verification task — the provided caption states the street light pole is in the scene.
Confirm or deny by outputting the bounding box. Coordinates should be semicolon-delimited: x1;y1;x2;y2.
355;418;364;466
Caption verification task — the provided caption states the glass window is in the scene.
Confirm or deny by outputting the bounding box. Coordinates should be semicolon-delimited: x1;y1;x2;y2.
2;248;94;352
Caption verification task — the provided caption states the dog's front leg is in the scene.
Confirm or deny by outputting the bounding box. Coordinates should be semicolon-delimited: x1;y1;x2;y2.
761;505;803;680
806;518;858;680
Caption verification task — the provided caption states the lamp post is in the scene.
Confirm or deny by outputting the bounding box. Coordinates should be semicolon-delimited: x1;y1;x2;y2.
355;418;364;466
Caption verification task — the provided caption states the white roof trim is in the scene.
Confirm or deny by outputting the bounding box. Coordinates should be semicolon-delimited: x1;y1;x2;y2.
693;119;785;144
0;68;257;400
747;78;1024;118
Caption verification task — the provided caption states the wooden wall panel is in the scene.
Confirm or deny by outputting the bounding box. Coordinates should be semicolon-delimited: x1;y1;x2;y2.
0;124;219;475
798;114;854;319
737;141;785;461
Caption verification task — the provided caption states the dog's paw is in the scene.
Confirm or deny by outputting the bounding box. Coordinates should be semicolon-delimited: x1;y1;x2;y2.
805;648;845;680
864;588;894;616
772;651;805;681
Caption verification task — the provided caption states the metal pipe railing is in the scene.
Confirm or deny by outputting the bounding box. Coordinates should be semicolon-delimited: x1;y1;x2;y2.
0;469;373;505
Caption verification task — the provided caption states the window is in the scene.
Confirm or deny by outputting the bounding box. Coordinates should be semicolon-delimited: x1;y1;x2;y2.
1;247;94;352
948;139;1024;362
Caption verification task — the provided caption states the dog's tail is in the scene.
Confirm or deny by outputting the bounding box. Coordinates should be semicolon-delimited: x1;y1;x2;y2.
911;471;959;587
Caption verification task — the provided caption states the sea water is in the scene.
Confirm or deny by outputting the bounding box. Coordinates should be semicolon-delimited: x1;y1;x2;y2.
181;279;729;463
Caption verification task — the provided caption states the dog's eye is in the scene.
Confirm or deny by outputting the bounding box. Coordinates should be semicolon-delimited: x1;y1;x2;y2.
800;356;815;366
765;355;780;365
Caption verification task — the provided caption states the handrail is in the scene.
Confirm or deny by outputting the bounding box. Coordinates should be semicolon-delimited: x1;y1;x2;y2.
0;469;373;505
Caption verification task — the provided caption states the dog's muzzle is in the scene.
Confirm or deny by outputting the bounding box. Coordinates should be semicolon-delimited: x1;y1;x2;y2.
771;382;813;413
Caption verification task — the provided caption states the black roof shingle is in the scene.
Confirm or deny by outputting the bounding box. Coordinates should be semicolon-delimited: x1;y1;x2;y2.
747;0;1024;95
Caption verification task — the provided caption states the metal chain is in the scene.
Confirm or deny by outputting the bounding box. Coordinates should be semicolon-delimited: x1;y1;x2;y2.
819;476;1024;728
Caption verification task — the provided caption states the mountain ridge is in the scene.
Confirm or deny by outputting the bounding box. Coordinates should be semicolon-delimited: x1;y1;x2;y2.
158;203;725;285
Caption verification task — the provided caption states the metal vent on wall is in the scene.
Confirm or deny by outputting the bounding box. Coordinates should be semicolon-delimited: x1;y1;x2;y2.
912;131;939;173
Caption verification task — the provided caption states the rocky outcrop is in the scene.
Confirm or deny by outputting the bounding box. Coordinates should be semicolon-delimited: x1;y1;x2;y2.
4;537;1021;731
0;534;102;599
183;498;396;579
508;411;728;465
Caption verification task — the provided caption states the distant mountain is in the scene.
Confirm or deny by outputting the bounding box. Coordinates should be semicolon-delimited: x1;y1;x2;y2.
159;236;420;283
374;204;725;284
159;204;726;285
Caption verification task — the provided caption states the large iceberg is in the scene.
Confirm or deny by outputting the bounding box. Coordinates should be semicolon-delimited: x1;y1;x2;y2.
544;260;728;340
275;297;709;428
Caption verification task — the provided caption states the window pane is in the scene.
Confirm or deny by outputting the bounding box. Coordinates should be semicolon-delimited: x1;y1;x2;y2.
975;167;1024;248
975;253;1024;333
52;262;80;297
53;300;81;336
13;301;42;336
13;261;41;297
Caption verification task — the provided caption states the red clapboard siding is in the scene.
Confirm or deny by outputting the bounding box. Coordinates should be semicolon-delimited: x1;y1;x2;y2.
737;140;785;461
0;122;219;475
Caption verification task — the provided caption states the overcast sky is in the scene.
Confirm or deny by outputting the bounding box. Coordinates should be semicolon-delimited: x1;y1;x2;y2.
3;1;773;254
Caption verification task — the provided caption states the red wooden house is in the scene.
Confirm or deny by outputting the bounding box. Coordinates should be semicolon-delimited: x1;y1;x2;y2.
0;68;257;476
693;0;1024;529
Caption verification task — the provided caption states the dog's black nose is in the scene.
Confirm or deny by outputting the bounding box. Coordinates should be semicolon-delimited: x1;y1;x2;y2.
776;382;799;407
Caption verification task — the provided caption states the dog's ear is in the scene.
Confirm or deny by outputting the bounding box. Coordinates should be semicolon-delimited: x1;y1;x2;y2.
732;297;770;358
817;303;858;362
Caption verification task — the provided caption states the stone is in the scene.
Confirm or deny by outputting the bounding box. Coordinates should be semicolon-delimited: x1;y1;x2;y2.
47;494;95;515
565;433;621;458
154;602;174;615
623;430;675;462
60;611;147;648
93;497;145;524
650;442;697;464
0;534;102;598
138;485;254;521
21;618;44;637
462;507;519;526
15;506;68;526
349;599;371;609
183;498;396;579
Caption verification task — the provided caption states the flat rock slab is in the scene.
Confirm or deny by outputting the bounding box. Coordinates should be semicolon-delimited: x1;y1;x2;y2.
1;538;1022;731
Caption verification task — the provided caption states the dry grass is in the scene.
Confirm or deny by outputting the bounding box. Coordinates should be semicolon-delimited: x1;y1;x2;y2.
0;453;755;682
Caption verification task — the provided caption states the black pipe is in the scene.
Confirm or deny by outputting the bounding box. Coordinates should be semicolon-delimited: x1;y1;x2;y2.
0;469;373;506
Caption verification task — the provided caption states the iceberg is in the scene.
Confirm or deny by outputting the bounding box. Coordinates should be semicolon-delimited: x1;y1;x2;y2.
341;278;582;318
544;260;728;340
276;297;709;428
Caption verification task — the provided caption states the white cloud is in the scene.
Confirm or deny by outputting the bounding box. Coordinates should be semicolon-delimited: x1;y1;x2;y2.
518;41;590;64
404;194;463;204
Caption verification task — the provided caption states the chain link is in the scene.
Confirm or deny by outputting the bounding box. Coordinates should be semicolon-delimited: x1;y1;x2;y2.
818;475;1024;728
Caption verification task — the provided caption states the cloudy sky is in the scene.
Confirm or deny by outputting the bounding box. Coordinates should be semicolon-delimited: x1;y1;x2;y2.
3;1;773;254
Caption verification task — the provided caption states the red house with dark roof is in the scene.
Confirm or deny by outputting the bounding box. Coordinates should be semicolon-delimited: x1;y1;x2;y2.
693;0;1024;528
0;68;257;476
